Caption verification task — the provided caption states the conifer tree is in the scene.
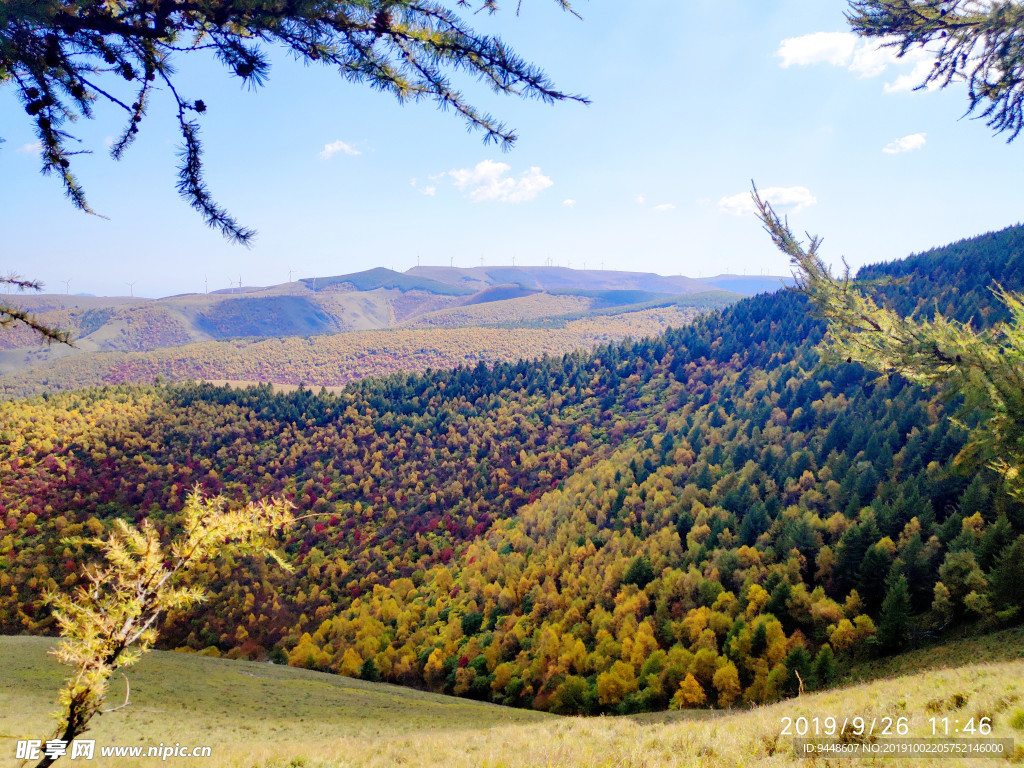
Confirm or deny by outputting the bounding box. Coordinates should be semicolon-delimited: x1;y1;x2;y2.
812;644;838;689
990;535;1024;618
32;491;294;768
623;555;656;589
876;573;912;652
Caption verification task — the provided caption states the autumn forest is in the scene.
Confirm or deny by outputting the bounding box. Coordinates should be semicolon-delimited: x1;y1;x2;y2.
3;225;1024;717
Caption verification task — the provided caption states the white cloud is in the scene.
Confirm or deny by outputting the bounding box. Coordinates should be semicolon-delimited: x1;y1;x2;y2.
17;142;41;154
563;199;576;207
777;32;858;68
319;140;361;160
653;203;676;212
420;186;437;197
448;160;553;203
777;32;936;92
718;186;817;216
635;194;646;204
883;132;927;154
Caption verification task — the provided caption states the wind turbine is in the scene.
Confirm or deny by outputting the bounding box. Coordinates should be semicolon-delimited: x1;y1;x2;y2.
62;279;71;295
126;281;136;297
204;275;208;295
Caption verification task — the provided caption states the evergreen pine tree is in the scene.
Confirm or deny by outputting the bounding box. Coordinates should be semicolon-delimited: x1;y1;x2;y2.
812;645;838;690
876;573;912;653
990;536;1024;619
623;556;656;589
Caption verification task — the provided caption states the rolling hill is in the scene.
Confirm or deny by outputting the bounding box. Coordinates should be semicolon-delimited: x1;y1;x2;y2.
0;266;780;375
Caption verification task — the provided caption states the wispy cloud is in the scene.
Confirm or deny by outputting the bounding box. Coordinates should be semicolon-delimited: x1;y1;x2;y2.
635;194;646;204
563;199;576;207
718;186;817;216
17;142;41;154
449;160;553;203
883;133;927;154
319;140;361;160
653;203;676;212
777;32;933;92
411;175;441;196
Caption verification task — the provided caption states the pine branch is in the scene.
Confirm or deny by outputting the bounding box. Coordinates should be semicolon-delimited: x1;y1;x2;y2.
847;0;1024;140
0;275;73;346
752;180;1024;502
2;0;586;241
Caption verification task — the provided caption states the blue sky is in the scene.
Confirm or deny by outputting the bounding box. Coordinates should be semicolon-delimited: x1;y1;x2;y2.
3;0;1022;298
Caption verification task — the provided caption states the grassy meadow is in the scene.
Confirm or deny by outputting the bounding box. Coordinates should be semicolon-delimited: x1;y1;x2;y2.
2;634;1023;768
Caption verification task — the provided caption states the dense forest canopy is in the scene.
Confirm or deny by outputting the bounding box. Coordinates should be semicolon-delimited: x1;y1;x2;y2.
2;225;1023;714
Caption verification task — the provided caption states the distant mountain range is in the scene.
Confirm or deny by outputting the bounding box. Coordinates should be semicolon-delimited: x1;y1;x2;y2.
0;267;790;371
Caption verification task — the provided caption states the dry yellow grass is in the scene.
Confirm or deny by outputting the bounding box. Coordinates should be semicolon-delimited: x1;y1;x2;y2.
2;636;1022;768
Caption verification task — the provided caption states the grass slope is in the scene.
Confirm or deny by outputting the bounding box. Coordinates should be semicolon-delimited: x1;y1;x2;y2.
2;635;1022;767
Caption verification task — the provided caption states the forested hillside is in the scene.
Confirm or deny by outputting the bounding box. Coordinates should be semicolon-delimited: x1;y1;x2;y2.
0;306;698;399
2;226;1022;715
